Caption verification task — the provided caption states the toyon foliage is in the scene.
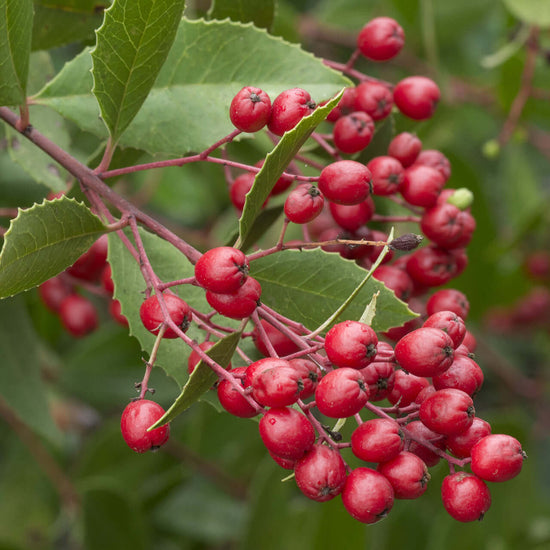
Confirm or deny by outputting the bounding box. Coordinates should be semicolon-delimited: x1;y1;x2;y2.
0;0;528;536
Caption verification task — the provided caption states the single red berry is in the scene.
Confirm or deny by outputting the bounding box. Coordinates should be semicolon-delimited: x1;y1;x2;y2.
109;298;128;327
342;468;394;524
446;417;492;459
421;203;476;250
195;246;249;294
66;235;108;282
294;444;347;502
269;450;297;470
39;276;73;313
432;354;483;396
357;17;405;61
139;293;191;339
373;265;414;301
354;81;394;120
217;367;259;418
525;250;550;282
387;370;429;407
400;164;445;208
318;160;372;205
230;172;259;212
404;420;446;467
326;87;357;122
101;263;114;294
441;472;491;522
414;384;437;404
59;294;99;337
288;358;322;399
284;184;325;224
470;434;526;482
423;310;466;349
268;88;316;136
333;111;375;154
205;276;261;319
415;149;451;182
245;357;290;388
325;320;378;369
419;388;475;436
120;399;170;453
315;368;369;418
258;407;316;460
462;329;477;352
252;365;303;408
377;451;430;499
367;156;404;196
427;288;470;319
329;197;375;232
229;86;271;132
360;359;395;401
351;418;404;463
406;246;463;288
254;159;294;196
395;327;454;377
388;132;422;167
393;76;440;120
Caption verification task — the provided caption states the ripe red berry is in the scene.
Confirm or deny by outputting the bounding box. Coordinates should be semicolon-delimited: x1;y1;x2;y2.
229;86;271;133
205;276;261;319
327;87;357;122
342;467;394;524
217;367;259;418
400;165;445;208
329;197;375;232
139;293;191;339
354;81;394;121
415;149;451;182
59;294;99;337
101;263;114;294
393;76;440;120
441;472;491;522
377;451;430;499
333;111;375;154
427;288;470;319
318;160;372;205
229;172;258;211
188;341;215;375
432;354;483;396
419;388;475;436
325;320;378;369
251;319;301;357
268;88;316;136
360;359;395;401
406;246;463;288
423;310;466;349
252;364;303;408
388;132;422;167
351;418;404;463
373;264;414;301
421;203;476;250
357;17;405;61
258;407;316;460
288;358;322;399
387;370;429;407
39;276;73;313
367;156;404;196
404;420;446;467
294;444;347;502
445;417;492;459
284;184;325;224
195;246;249;294
109;298;129;327
470;434;526;482
120;399;170;453
66;235;108;281
315;368;369;418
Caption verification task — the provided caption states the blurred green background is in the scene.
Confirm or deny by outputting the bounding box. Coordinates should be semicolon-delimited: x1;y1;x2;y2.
1;0;549;548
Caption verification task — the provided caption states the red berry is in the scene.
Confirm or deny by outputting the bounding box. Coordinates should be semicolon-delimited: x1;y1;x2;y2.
229;86;271;132
59;294;98;337
255;159;293;196
217;367;259;418
342;468;394;524
354;81;394;121
367;156;404;196
441;472;491;522
419;388;475;436
470;434;526;482
258;407;316;460
284;184;325;224
387;370;429;407
245;357;289;388
288;358;322;399
446;417;492;459
318;160;372;205
400;165;445;208
39;276;73;313
432;354;483;396
120;399;170;453
268;88;316;136
326;87;357;122
462;329;477;352
421;203;476;250
427;288;470;319
357;17;405;61
388;132;422;167
325;320;378;369
351;418;404;463
109;298;129;327
360;359;395;401
205;276;261;319
406;246;463;287
423;310;466;349
404;420;446;467
101;263;114;294
315;368;369;418
329;197;375;232
252;364;303;408
66;235;108;281
377;451;430;499
195;246;249;294
294;444;347;502
139;293;191;339
525;250;550;282
415;149;451;182
188;341;216;375
393;76;440;120
251;319;301;357
333;111;375;154
373;264;414;301
230;172;258;211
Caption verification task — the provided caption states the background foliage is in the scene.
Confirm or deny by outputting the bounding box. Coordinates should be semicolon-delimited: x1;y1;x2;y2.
0;0;549;548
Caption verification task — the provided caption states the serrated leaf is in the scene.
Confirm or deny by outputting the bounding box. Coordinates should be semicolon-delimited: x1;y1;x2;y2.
208;0;275;30
502;0;550;27
0;197;107;298
35;18;350;156
0;296;62;445
251;249;416;333
0;0;33;105
91;0;185;142
236;91;343;248
150;329;242;428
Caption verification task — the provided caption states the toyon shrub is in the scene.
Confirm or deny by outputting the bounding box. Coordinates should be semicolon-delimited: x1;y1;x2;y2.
0;3;526;534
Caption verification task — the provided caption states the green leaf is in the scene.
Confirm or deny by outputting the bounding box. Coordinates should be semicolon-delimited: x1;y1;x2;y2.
236;90;343;248
150;329;243;428
208;0;275;30
0;0;33;105
35;18;350;156
31;1;107;51
251;249;416;333
91;0;186;143
0;296;62;445
502;0;550;27
0;197;107;298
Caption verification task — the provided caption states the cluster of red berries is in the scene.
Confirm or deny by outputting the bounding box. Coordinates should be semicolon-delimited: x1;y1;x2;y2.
38;234;127;336
107;15;527;524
